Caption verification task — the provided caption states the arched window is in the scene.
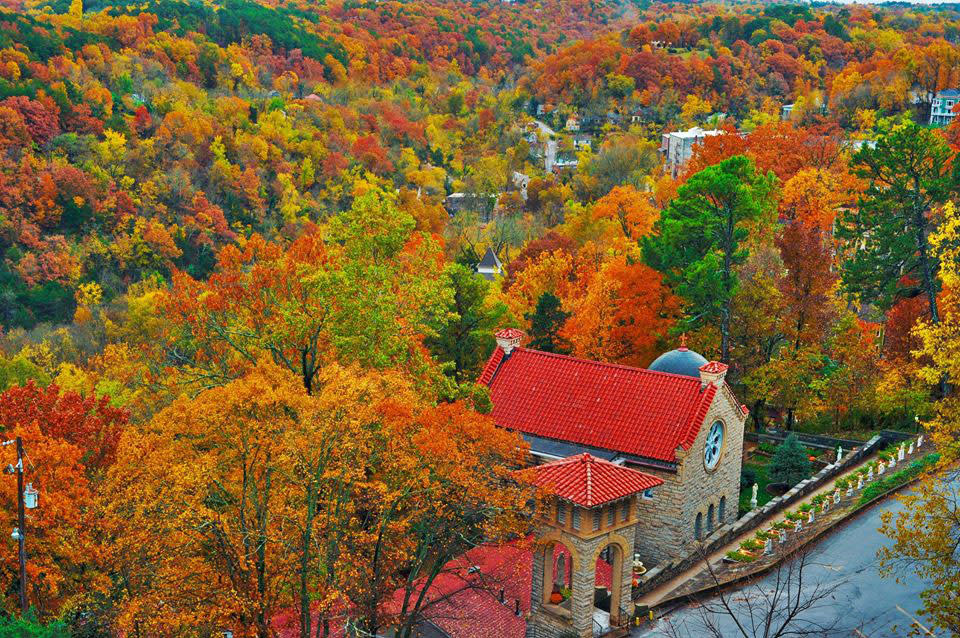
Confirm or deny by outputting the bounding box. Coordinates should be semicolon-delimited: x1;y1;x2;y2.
694;513;703;540
707;504;715;533
555;553;566;587
719;496;727;523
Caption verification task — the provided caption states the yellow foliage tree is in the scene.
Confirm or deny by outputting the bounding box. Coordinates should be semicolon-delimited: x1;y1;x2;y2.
879;201;960;633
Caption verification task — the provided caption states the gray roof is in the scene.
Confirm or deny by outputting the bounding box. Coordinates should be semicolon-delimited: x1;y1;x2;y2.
938;89;960;98
477;247;502;270
647;347;708;378
522;434;619;461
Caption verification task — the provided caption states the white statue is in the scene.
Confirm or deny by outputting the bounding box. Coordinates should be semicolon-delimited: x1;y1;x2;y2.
868;466;875;480
836;445;843;464
908;441;915;455
795;519;803;533
808;509;815;524
764;538;774;555
751;483;759;509
833;489;841;504
918;434;924;447
857;476;864;490
899;443;906;461
878;461;885;475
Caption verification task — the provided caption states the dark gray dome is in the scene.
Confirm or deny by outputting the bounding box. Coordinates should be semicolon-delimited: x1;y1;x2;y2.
648;347;708;377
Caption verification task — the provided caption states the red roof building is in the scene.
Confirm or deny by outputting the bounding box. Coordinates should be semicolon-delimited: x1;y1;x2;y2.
532;453;663;507
479;345;725;464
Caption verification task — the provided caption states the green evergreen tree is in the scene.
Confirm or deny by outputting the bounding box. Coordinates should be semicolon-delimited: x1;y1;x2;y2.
425;263;507;382
838;120;960;325
767;434;812;487
526;292;569;353
642;155;776;362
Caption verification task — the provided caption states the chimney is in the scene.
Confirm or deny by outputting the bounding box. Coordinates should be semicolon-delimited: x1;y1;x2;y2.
698;361;728;389
495;328;525;356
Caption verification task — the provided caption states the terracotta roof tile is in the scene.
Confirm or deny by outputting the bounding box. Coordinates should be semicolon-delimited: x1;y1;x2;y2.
532;454;662;507
481;347;722;463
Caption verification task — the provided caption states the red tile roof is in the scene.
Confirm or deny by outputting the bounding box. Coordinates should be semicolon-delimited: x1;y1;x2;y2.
273;541;619;638
699;361;729;374
417;542;531;638
481;347;722;463
532;454;662;507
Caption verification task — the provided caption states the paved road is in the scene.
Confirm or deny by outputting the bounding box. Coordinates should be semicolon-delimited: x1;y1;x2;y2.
634;487;938;637
534;120;557;172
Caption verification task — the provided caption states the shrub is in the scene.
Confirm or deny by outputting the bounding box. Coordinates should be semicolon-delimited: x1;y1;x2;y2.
857;453;940;506
812;494;826;506
740;539;763;552
835;477;849;490
798;503;813;512
785;511;803;522
755;530;774;541
773;520;792;530
768;434;812;487
726;550;757;562
757;441;778;455
740;465;758;490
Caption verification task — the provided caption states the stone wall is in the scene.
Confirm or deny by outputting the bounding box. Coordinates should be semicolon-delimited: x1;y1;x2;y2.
635;435;884;596
632;383;746;567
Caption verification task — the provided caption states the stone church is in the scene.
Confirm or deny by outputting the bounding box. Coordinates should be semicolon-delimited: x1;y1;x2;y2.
480;328;748;567
360;330;750;638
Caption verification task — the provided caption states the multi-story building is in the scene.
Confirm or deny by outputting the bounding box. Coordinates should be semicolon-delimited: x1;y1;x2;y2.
660;126;722;177
930;89;960;126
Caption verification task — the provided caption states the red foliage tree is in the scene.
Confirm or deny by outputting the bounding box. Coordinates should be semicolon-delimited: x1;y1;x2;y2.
0;382;127;474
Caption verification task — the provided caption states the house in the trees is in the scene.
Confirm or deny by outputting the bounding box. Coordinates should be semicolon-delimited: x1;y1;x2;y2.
660;126;722;177
930;88;960;126
476;247;503;281
480;329;748;567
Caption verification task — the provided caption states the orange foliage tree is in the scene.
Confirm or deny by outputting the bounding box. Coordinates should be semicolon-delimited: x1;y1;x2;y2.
103;362;531;638
0;383;117;619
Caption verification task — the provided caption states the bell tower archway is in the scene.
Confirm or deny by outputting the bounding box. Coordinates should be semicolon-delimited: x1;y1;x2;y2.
526;454;662;638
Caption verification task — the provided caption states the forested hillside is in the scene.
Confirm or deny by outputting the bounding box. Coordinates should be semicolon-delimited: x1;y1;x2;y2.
2;0;960;633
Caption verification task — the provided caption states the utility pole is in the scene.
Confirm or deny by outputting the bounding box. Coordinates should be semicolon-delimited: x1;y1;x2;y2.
15;436;26;616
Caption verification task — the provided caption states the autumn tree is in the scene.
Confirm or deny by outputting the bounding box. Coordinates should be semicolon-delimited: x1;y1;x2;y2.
104;362;531;638
839;121;960;325
561;257;679;367
0;382;126;475
425;263;508;383
643;155;777;362
878;201;960;633
163;191;451;395
0;386;104;620
777;221;837;350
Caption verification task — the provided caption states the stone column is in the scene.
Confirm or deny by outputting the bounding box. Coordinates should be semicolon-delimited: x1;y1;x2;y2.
570;554;595;638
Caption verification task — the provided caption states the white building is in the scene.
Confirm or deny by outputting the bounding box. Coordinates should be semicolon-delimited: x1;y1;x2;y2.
660;126;723;177
930;89;960;126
